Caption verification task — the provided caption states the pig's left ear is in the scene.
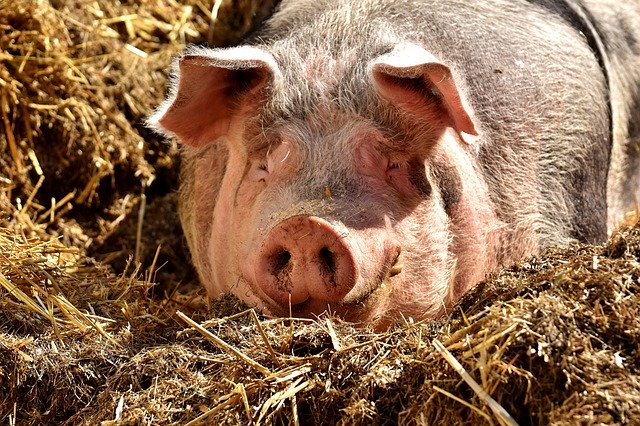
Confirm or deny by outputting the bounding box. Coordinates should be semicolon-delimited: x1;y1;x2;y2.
371;43;479;144
148;46;278;147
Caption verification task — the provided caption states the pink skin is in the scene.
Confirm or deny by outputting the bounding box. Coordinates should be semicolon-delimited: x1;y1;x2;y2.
152;45;520;328
248;214;403;317
253;215;361;306
203;127;407;322
197;117;502;327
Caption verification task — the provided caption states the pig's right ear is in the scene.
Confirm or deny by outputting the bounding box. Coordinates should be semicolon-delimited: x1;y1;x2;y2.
148;46;279;147
370;43;479;144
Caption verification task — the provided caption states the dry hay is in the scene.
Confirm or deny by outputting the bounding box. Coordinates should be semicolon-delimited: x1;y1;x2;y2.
1;1;640;425
3;217;639;426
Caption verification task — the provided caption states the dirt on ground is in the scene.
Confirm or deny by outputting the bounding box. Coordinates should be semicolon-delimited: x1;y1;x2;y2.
1;1;639;425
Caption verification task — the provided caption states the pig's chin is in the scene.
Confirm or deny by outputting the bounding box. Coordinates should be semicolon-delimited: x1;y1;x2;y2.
240;274;395;326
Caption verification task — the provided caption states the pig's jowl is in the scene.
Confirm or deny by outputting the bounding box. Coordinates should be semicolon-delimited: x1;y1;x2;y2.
150;0;640;328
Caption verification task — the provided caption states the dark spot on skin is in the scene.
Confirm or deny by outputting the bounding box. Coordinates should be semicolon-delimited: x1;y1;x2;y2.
430;161;462;214
617;17;639;55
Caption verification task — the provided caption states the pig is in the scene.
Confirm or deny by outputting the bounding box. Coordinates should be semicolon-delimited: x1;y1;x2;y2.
149;0;640;329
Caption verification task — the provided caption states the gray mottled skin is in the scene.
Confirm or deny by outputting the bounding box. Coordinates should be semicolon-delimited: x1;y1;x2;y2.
160;0;640;326
578;0;640;230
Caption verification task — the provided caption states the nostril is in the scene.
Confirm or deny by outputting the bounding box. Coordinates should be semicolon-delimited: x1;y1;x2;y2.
270;249;292;276
256;215;359;307
318;246;337;274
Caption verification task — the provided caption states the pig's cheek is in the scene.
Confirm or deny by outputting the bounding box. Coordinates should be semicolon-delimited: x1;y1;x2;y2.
223;180;275;292
357;221;452;326
207;165;261;294
392;206;453;317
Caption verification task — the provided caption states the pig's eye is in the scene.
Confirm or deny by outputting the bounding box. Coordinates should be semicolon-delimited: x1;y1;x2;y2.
385;160;405;183
386;160;404;175
251;161;269;183
388;162;401;170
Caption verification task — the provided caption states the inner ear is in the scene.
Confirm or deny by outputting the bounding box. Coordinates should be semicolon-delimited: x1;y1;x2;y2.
371;44;479;144
373;73;441;109
227;67;271;97
148;46;278;148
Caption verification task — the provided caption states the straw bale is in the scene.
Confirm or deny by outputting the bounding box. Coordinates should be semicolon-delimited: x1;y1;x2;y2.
1;0;639;425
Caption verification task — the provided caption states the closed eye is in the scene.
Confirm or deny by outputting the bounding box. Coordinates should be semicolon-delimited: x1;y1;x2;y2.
388;162;401;170
251;161;269;183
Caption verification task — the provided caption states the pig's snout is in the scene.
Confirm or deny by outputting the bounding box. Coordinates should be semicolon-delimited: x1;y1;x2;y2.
255;215;359;307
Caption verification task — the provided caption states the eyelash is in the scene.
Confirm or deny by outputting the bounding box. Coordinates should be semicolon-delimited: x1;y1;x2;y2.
388;162;401;170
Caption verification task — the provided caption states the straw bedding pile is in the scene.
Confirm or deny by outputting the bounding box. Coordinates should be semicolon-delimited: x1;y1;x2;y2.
1;1;639;424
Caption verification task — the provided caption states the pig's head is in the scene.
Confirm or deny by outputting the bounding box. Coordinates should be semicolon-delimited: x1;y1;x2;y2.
149;42;502;329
